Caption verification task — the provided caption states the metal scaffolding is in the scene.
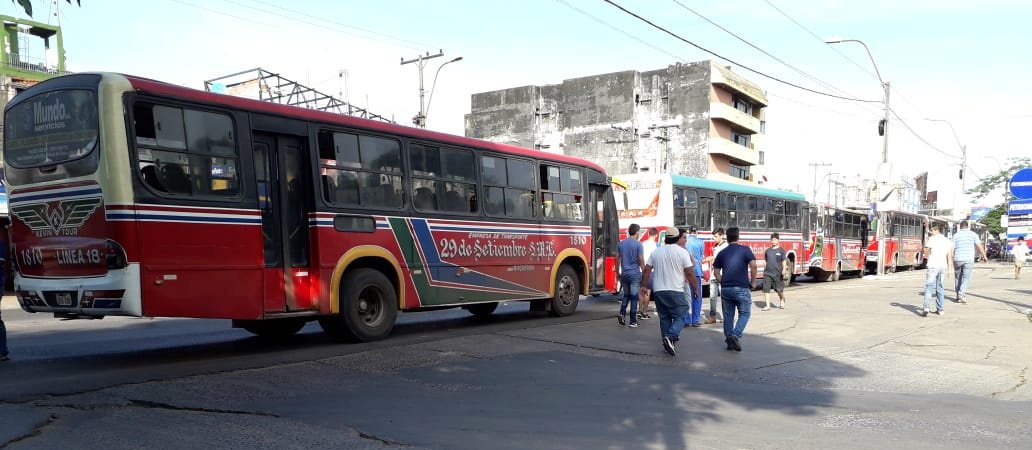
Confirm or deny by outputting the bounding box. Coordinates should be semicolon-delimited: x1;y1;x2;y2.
203;68;393;123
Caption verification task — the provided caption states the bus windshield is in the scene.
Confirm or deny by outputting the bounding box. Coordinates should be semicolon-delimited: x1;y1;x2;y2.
3;89;100;172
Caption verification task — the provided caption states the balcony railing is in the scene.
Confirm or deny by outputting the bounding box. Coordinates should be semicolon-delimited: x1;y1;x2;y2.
710;102;761;134
3;52;61;75
709;138;759;165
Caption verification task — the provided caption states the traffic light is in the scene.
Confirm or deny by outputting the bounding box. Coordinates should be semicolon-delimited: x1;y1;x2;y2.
878;119;886;136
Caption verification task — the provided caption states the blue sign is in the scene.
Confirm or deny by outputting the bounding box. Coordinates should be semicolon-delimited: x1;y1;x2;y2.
1009;198;1032;216
1010;167;1032;199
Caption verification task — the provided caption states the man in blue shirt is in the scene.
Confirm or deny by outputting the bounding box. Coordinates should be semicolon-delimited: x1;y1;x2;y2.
616;223;645;327
951;220;986;304
683;226;705;327
712;227;757;352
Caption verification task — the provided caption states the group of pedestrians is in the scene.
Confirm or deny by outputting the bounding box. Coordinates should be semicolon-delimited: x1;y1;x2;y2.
921;220;988;316
617;224;761;355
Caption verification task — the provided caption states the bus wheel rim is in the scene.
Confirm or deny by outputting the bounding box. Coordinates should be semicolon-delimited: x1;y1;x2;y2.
557;275;576;307
357;287;384;326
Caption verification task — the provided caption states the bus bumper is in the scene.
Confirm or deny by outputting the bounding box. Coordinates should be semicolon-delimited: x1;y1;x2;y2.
14;263;143;317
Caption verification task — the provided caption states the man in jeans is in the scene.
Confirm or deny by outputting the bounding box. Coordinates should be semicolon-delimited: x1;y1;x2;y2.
951;220;986;304
640;227;699;356
703;227;727;324
712;227;757;352
682;226;705;327
922;223;953;317
616;223;644;328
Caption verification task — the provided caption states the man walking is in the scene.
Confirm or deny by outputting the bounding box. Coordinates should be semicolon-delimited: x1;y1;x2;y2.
951;220;986;303
640;227;699;356
683;226;705;327
922;223;953;317
1013;237;1029;280
616;224;644;328
712;227;757;352
703;227;727;324
761;233;787;311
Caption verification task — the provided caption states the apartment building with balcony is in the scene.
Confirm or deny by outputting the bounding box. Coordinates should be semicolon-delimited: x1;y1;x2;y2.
464;60;767;184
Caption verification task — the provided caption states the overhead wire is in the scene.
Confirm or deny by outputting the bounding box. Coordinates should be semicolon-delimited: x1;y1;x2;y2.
555;0;687;63
889;109;963;160
669;0;870;108
600;0;881;103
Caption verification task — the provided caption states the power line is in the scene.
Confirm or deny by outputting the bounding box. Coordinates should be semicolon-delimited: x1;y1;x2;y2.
765;90;872;119
555;0;687;63
600;0;880;103
669;0;868;106
889;109;963;160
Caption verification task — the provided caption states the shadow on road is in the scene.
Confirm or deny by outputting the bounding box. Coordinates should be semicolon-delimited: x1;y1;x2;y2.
890;301;927;316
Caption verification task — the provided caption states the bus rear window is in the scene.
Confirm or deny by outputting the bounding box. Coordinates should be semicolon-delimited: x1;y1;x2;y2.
3;90;99;169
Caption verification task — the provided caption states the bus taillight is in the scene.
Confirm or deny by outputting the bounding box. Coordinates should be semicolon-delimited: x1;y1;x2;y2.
105;239;128;270
81;290;126;309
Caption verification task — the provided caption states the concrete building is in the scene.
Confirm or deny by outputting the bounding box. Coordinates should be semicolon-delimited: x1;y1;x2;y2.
464;60;768;184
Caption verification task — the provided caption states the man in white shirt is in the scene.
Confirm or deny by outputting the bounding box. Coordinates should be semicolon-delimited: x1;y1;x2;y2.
640;227;700;356
1012;237;1029;280
921;223;953;317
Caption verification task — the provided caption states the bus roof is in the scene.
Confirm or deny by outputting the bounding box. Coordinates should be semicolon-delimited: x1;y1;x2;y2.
121;74;607;174
669;174;806;201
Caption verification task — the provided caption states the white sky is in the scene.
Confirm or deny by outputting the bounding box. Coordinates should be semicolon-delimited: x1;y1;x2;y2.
10;0;1027;207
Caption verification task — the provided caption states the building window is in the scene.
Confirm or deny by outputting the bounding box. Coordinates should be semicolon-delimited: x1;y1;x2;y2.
733;96;752;115
758;150;765;165
732;132;750;147
729;163;750;180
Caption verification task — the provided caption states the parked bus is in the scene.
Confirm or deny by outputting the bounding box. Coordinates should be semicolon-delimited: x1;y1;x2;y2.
615;173;808;286
867;210;927;273
805;205;869;281
3;73;619;341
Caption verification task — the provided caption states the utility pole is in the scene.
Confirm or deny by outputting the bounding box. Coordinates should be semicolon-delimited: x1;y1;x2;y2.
810;162;832;202
401;50;444;128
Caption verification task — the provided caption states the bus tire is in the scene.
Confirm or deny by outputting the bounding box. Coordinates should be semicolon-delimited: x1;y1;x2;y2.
319;268;397;342
549;265;580;317
240;318;306;339
464;302;499;317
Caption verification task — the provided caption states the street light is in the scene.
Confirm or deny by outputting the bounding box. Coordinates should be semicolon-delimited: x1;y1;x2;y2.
815;171;840;205
925;118;967;190
423;56;463;128
401;51;462;128
827;37;891;276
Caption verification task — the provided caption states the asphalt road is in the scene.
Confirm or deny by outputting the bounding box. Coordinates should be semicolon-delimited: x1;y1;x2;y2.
1;266;1030;449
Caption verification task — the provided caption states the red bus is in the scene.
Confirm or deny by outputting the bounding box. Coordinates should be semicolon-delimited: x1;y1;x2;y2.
615;173;808;287
805;205;869;281
3;73;619;341
867;210;926;273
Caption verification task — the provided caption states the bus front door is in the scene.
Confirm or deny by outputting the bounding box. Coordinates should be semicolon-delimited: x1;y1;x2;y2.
254;133;315;314
589;182;618;293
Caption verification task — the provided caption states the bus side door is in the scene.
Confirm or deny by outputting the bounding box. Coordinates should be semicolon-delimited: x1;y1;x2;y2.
588;181;618;292
254;133;315;314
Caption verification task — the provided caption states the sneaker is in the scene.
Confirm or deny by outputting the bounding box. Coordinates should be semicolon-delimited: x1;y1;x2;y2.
724;336;735;351
639;312;652;320
629;321;639;328
958;297;967;304
617;315;626;326
921;308;929;317
690;323;701;327
936;310;944;316
662;337;677;356
729;335;742;352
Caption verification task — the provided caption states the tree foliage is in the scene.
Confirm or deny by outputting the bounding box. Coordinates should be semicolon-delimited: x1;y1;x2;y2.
966;156;1031;202
11;0;79;17
978;203;1006;238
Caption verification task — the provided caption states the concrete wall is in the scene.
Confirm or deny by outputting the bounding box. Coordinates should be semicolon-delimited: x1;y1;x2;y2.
465;60;758;180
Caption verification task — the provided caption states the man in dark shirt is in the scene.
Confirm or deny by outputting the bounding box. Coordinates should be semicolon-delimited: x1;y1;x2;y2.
762;233;786;310
616;223;644;327
713;227;757;352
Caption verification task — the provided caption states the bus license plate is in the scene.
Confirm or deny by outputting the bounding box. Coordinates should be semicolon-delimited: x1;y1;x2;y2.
56;292;73;306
